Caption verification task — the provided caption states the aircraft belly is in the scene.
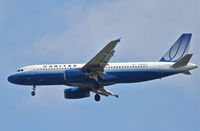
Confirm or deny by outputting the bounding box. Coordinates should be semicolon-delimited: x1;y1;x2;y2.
17;70;178;86
107;71;177;83
31;72;64;85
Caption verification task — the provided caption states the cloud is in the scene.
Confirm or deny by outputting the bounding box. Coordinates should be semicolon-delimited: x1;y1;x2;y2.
17;0;198;62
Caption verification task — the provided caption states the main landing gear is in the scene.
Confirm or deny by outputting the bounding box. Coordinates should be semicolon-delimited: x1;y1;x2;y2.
94;94;100;101
31;85;36;96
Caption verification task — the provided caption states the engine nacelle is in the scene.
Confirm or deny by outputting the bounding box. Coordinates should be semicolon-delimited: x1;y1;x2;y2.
64;69;87;81
64;88;90;99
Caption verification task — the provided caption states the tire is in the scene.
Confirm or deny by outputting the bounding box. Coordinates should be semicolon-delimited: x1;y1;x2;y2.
94;94;100;101
31;91;35;96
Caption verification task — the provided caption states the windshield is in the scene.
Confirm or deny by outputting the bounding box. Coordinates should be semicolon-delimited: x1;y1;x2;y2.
17;69;23;72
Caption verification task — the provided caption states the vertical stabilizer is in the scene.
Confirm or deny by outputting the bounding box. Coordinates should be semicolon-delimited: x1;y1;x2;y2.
160;33;192;62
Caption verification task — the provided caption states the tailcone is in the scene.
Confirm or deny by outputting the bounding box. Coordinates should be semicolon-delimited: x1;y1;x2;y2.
188;63;197;70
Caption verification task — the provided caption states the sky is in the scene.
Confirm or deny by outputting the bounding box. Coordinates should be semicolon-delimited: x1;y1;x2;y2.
0;0;199;131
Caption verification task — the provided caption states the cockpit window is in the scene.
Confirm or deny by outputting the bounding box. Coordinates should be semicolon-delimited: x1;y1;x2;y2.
17;69;24;72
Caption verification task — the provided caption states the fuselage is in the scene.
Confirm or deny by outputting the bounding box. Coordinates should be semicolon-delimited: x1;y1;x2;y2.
8;62;197;87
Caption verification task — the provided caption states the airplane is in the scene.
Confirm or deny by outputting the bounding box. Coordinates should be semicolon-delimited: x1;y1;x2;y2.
8;33;197;101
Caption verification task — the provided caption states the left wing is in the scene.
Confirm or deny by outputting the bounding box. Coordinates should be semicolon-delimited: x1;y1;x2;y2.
81;38;121;98
82;38;121;73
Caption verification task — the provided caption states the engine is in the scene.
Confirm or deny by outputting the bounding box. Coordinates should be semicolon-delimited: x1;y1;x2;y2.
64;69;88;81
64;88;90;99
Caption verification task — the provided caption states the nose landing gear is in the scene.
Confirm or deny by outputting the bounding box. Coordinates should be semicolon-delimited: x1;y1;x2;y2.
31;85;36;96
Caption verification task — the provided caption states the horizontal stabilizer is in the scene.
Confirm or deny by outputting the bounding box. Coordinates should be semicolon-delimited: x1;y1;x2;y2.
171;54;193;68
182;71;191;75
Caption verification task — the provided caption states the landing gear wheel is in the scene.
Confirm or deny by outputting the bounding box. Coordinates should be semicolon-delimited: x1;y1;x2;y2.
31;85;36;96
31;91;35;96
94;94;100;102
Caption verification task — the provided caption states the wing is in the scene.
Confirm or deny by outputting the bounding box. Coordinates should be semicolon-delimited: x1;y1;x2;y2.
81;38;121;98
82;38;121;72
92;88;119;98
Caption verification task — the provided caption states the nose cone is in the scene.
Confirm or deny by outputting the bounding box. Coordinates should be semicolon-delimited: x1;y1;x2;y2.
7;75;17;84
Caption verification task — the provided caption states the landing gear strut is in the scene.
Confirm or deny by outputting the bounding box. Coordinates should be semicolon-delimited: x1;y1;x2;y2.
31;85;36;96
94;94;100;101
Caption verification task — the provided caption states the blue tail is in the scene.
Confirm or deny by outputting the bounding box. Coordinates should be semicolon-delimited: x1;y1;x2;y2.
160;33;192;62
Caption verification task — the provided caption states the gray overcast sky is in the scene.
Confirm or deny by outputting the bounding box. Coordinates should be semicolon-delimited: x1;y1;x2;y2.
0;0;199;131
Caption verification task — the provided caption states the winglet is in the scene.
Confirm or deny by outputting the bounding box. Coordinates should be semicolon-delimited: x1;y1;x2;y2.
115;38;121;43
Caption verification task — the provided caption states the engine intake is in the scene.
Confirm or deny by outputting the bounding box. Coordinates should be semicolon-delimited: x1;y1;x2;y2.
64;88;90;99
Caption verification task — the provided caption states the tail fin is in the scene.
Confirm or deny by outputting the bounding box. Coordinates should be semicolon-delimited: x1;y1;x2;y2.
160;33;192;62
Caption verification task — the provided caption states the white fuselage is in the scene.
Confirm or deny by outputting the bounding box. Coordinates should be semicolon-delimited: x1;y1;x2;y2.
17;62;197;73
8;62;197;87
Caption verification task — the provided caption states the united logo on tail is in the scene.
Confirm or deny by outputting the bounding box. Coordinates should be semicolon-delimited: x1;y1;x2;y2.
160;33;192;62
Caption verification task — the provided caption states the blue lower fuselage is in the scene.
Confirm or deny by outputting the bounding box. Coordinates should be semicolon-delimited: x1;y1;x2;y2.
8;68;178;86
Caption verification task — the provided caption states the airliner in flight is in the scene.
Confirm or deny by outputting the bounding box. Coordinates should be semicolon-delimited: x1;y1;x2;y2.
8;34;197;101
